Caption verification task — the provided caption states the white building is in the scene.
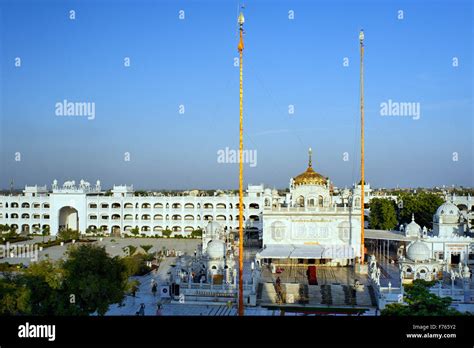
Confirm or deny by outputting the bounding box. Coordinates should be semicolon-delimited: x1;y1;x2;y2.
257;148;363;267
420;202;471;266
0;179;268;237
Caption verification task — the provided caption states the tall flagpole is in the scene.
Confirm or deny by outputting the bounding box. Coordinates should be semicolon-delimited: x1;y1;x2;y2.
359;29;365;264
237;10;245;316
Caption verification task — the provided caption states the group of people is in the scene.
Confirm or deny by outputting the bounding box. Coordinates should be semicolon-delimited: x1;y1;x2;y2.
133;279;162;315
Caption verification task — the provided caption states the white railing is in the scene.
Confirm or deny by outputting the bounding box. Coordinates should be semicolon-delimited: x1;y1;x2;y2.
181;282;253;291
263;206;359;213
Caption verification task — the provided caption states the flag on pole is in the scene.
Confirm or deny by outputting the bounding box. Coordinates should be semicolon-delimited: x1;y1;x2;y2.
238;31;244;52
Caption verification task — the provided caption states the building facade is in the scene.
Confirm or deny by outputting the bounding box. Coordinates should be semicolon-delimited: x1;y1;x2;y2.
0;180;268;237
257;149;363;266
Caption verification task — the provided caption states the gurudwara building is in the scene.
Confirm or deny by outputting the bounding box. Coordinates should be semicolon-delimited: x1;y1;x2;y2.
256;149;363;267
0;150;371;240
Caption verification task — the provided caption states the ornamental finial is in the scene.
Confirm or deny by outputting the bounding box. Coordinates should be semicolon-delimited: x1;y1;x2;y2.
238;12;245;26
308;147;312;168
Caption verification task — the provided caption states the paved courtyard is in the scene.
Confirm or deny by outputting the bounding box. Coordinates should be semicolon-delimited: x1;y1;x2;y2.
0;236;201;265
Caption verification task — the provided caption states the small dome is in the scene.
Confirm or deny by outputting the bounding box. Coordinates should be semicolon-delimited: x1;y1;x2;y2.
405;214;421;237
435;201;459;224
435;201;459;217
206;240;226;259
406;240;431;262
205;221;223;238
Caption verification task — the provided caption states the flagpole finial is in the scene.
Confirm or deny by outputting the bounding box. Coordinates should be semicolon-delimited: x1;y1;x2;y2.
238;12;245;26
237;12;245;52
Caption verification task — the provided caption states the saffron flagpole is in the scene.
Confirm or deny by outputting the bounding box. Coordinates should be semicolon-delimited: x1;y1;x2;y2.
359;29;365;265
237;10;245;316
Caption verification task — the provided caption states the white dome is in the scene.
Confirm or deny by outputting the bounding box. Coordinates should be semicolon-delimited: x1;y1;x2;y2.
206;240;226;259
435;202;459;224
405;214;421;237
205;221;223;238
406;240;431;262
436;201;459;217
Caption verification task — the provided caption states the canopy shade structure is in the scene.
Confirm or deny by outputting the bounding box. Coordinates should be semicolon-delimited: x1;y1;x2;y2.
257;244;355;259
256;245;294;259
290;245;355;259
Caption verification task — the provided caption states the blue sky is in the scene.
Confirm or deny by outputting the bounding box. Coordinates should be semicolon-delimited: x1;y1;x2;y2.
0;0;472;190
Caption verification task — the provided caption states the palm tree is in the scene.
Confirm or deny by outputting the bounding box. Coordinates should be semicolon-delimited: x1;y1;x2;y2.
140;245;153;254
130;227;140;237
42;225;50;243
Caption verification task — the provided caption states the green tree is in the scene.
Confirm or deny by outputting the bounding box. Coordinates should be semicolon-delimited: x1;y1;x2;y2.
0;274;31;315
122;254;151;277
191;229;203;238
123;245;137;256
0;245;130;316
41;225;50;243
162;229;172;238
140;245;153;253
130;226;140;237
57;228;80;241
62;245;127;315
85;227;96;236
382;280;463;316
369;198;398;230
21;260;67;315
398;192;444;229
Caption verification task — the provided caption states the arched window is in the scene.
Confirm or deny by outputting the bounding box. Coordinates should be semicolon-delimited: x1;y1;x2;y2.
354;197;361;208
297;196;304;207
318;196;324;207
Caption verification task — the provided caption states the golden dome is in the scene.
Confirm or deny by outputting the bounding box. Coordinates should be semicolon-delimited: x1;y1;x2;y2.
293;148;328;186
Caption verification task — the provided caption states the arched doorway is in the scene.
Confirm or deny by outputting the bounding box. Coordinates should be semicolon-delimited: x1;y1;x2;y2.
58;206;79;232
